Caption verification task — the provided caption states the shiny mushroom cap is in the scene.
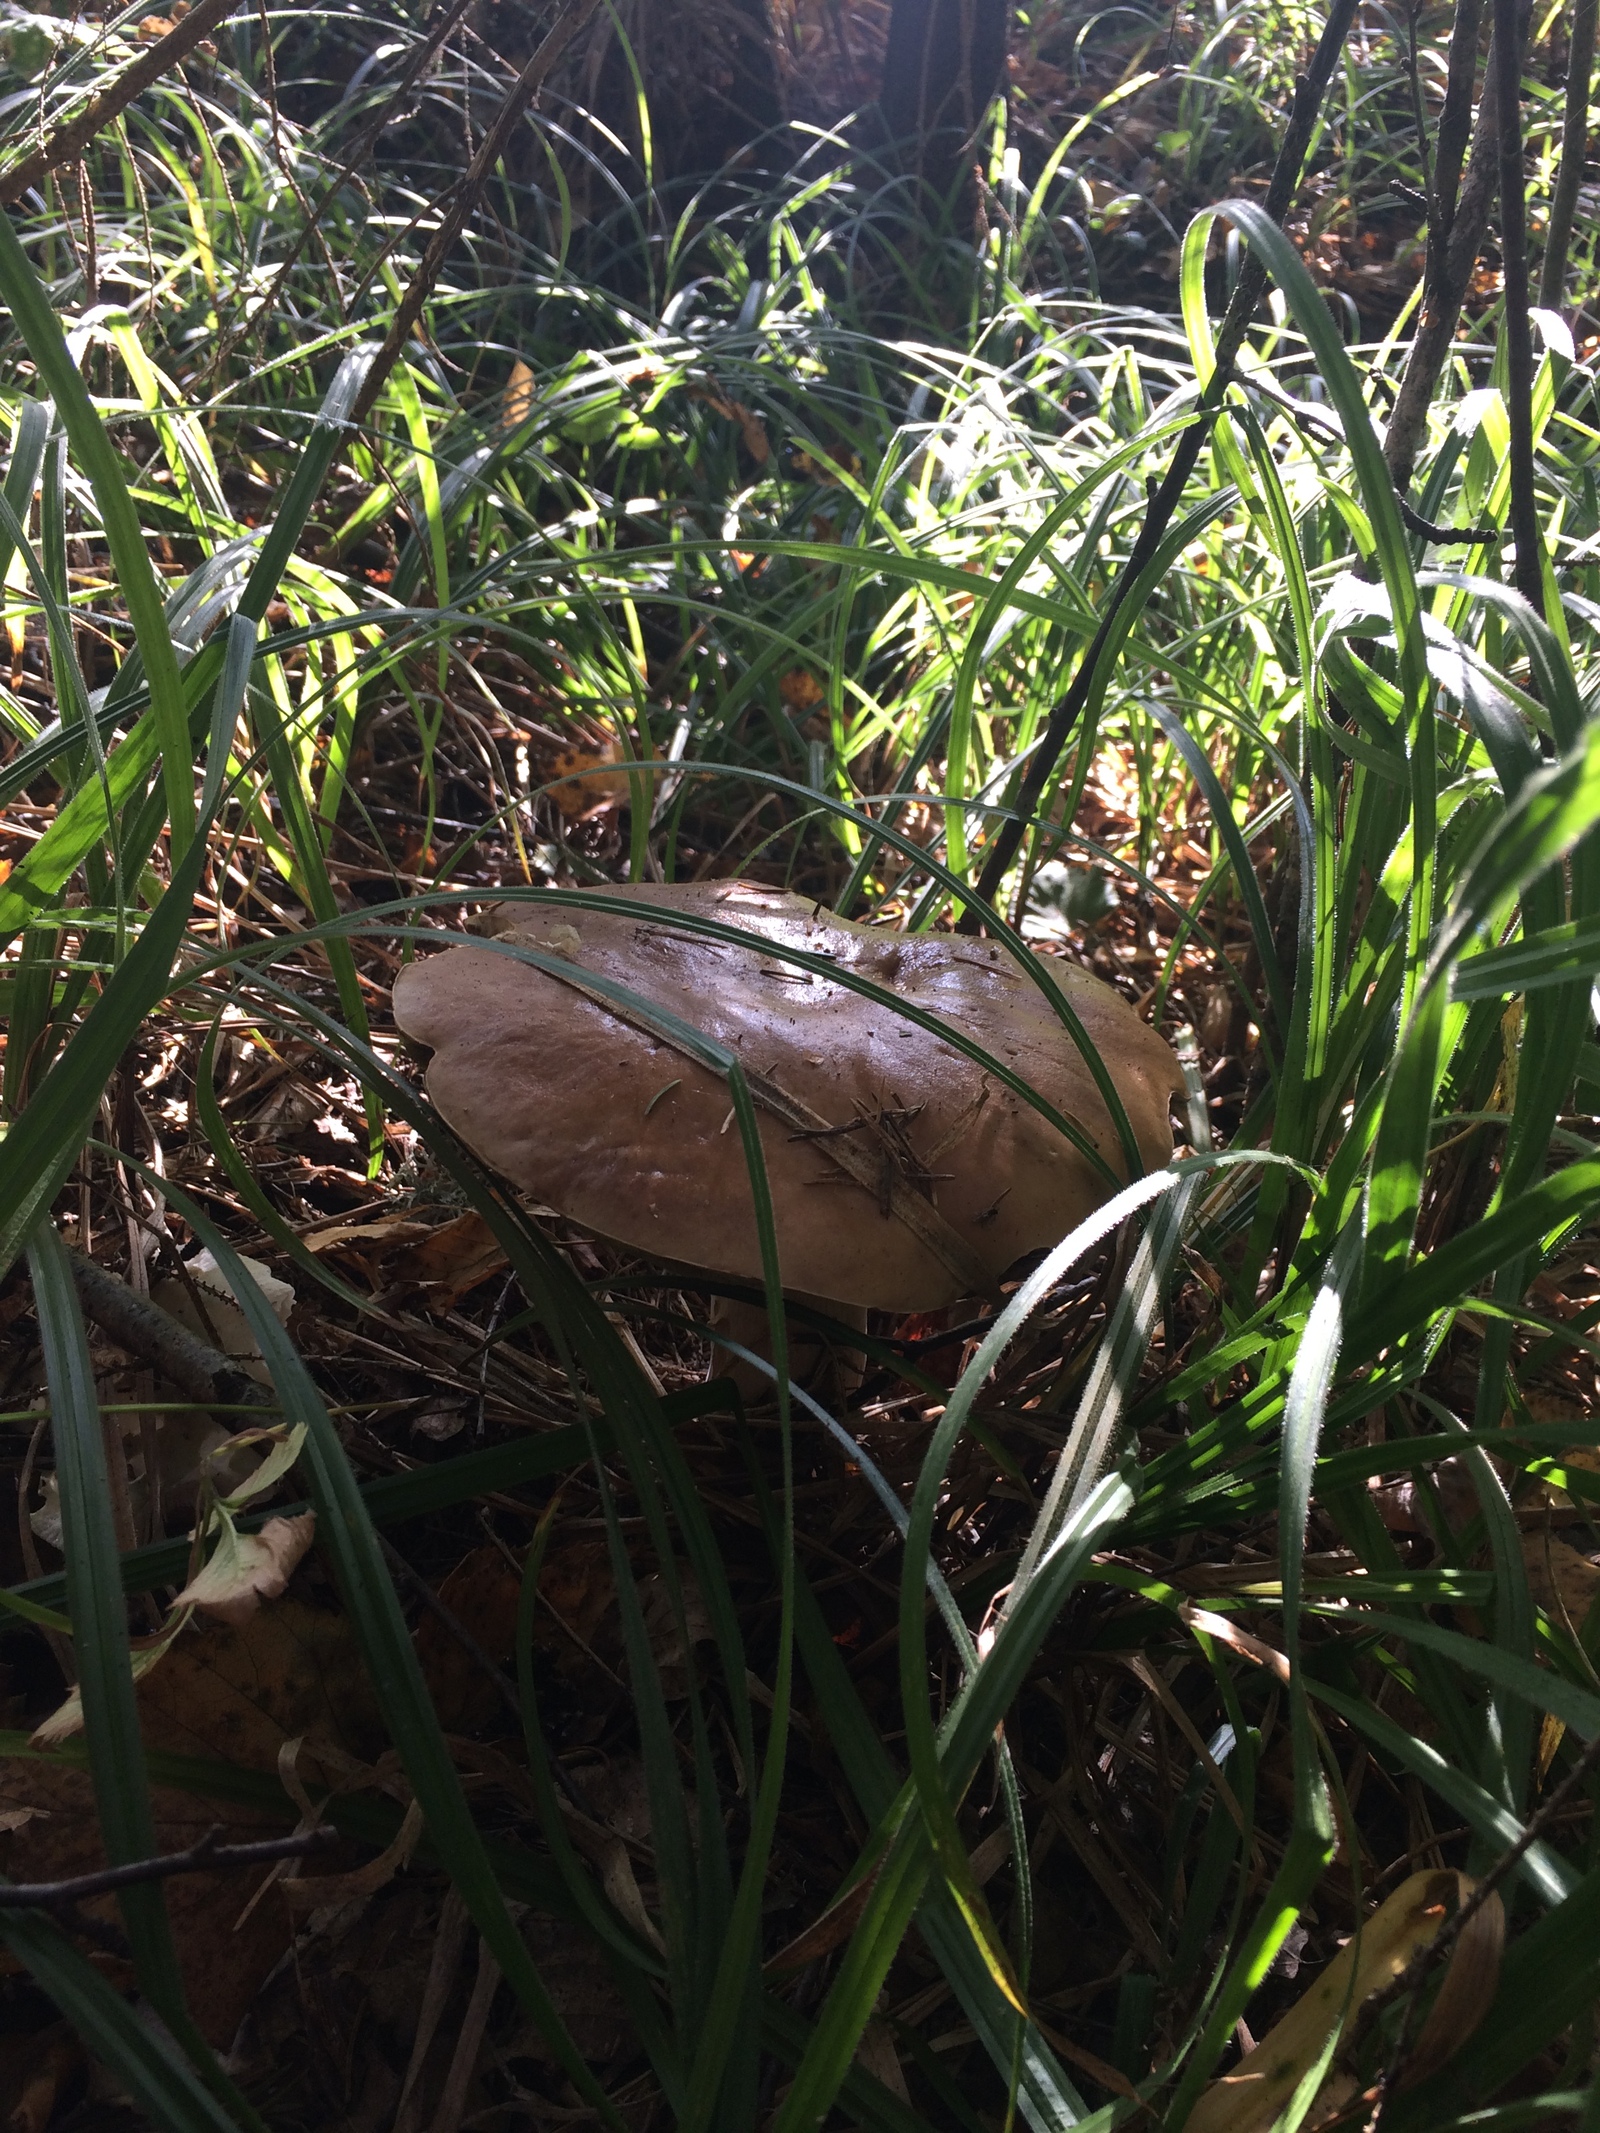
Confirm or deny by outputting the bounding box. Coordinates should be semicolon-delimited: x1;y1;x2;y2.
391;880;1183;1314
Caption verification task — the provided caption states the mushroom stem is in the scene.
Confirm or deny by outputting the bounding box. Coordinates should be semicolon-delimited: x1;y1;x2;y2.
708;1292;869;1405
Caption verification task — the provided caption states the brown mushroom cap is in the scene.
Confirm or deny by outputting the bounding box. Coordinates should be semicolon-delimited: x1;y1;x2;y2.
391;880;1182;1314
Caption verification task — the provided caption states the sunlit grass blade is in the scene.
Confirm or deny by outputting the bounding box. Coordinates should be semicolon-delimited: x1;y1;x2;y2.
0;191;192;845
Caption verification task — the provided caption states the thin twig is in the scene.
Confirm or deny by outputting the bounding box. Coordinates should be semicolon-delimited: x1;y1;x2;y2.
1385;1;1521;492
1434;0;1490;234
1404;0;1435;204
1493;0;1545;619
1398;498;1502;546
209;0;477;383
961;0;1362;925
0;1824;337;1909
349;0;606;427
0;0;238;206
65;1251;275;1415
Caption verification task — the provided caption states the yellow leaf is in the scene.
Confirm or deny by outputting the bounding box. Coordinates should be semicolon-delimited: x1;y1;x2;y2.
502;357;536;432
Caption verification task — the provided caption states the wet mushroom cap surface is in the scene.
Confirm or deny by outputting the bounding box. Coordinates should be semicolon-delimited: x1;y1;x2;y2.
391;880;1183;1313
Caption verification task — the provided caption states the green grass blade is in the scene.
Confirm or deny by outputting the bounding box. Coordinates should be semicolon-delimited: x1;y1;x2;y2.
0;198;193;847
142;1174;632;2131
0;1911;243;2133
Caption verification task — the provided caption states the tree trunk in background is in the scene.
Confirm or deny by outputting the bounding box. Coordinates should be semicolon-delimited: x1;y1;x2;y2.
560;0;787;189
879;0;1010;176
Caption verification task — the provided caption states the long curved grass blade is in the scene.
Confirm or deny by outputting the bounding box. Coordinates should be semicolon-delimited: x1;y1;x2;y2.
25;1222;185;1991
139;1174;632;2130
25;1220;264;2130
0;192;192;844
0;826;209;1281
0;1911;243;2133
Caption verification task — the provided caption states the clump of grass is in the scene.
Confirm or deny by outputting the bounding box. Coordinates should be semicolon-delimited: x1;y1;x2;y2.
0;2;1598;2127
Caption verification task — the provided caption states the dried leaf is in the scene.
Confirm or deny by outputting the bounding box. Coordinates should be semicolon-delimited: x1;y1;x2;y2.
301;1215;433;1257
174;1510;317;1627
545;733;634;820
766;1862;882;1974
855;2019;911;2103
3;1600;377;2044
502;356;536;431
690;382;769;461
779;667;826;712
150;1247;294;1378
393;1209;509;1310
1521;1531;1600;1625
1407;1880;1504;2086
784;439;863;485
1187;1870;1501;2133
279;1795;424;1911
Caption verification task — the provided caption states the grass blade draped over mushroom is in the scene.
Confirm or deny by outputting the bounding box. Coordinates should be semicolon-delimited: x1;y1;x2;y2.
392;880;1182;1314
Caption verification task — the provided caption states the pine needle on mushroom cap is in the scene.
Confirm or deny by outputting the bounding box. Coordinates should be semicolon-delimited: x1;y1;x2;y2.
391;881;1183;1314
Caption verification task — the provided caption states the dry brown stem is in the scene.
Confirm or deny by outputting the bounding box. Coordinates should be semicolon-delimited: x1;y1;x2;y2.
0;0;237;207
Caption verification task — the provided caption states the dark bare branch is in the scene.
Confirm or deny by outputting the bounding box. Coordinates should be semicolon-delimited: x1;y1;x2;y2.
1493;0;1545;618
349;0;607;428
1538;0;1598;305
0;0;238;208
962;0;1363;925
0;1825;337;1909
65;1251;275;1414
1384;1;1531;494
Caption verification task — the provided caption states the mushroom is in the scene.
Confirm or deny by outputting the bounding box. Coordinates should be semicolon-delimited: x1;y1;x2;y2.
391;880;1182;1326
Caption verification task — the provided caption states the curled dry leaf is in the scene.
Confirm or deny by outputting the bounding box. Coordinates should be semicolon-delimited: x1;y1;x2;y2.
1186;1869;1503;2133
689;381;769;461
855;2020;911;2105
392;880;1181;1314
278;1795;424;1913
393;1209;509;1310
174;1510;317;1628
779;667;826;712
151;1246;294;1380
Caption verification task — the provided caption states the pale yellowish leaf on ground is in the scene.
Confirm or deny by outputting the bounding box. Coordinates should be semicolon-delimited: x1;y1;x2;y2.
174;1510;317;1627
